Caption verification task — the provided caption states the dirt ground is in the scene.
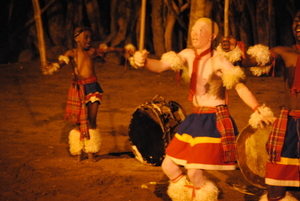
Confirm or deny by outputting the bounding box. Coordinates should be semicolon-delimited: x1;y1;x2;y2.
0;57;299;201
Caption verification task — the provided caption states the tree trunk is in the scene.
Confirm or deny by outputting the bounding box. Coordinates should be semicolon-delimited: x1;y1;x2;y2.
110;0;131;47
46;0;64;46
65;0;84;49
246;0;258;45
101;0;118;45
151;0;165;56
85;0;105;40
256;0;269;45
164;4;176;52
125;0;140;46
31;0;47;67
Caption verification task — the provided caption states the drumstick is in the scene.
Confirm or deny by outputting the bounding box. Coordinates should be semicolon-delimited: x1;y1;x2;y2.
139;0;147;51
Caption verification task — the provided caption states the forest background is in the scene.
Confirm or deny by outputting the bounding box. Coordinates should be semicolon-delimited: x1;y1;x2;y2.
0;0;300;65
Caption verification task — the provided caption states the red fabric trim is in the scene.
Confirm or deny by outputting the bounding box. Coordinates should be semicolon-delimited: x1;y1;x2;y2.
171;173;183;183
216;106;237;162
183;185;201;198
192;106;216;114
269;51;276;77
266;110;288;162
252;105;261;114
237;41;246;59
291;55;300;96
266;162;300;184
188;48;212;101
289;110;300;119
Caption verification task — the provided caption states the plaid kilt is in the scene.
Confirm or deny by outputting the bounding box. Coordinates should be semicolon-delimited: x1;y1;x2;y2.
65;76;101;140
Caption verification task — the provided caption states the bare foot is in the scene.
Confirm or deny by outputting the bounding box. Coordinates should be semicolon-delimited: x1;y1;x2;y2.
76;151;83;162
87;153;96;162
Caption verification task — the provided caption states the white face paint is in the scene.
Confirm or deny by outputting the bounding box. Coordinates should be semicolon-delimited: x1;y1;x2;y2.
191;19;214;49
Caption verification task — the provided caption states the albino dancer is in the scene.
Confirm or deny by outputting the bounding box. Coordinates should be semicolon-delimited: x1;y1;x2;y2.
131;18;274;201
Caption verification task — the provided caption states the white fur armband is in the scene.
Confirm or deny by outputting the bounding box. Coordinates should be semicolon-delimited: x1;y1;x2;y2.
160;51;184;72
216;44;243;63
222;66;246;89
249;66;272;76
58;55;70;65
247;44;270;66
42;63;60;75
124;43;136;53
249;104;274;129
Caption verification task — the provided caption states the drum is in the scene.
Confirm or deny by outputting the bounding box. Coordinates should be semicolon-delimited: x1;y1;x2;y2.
236;124;272;189
128;95;186;166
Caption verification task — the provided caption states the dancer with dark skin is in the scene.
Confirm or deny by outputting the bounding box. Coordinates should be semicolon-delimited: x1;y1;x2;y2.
221;10;300;201
44;27;104;162
44;27;135;162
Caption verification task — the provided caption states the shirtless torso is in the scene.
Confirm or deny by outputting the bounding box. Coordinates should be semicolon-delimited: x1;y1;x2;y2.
64;47;97;80
271;45;300;110
179;48;227;107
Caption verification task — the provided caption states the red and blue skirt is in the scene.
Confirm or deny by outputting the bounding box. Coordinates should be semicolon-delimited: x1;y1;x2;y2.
265;109;300;187
165;106;238;170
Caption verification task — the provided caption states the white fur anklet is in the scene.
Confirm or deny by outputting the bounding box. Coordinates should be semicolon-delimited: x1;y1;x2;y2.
68;129;84;155
84;128;102;153
191;180;219;201
167;175;190;201
249;104;274;129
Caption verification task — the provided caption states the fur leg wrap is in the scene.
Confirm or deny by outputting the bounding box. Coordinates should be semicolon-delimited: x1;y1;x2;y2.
83;128;101;153
191;180;219;201
167;175;191;201
68;129;84;155
259;192;299;201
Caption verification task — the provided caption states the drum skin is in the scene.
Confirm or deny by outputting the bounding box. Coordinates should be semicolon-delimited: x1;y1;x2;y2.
236;124;272;189
128;95;186;166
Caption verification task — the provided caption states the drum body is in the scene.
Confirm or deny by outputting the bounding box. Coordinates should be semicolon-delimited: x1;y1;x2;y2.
129;95;186;166
236;124;272;189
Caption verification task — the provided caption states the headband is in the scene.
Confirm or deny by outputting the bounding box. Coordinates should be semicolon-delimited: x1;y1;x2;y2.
73;27;92;38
